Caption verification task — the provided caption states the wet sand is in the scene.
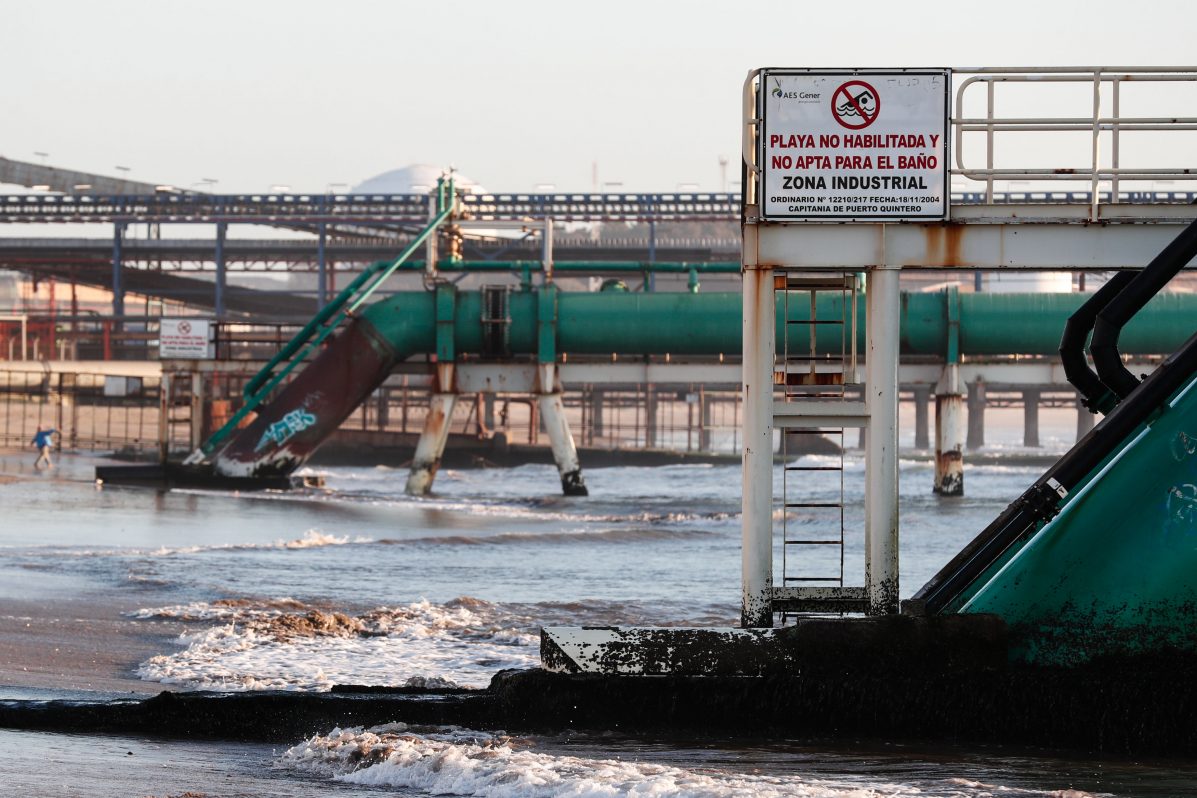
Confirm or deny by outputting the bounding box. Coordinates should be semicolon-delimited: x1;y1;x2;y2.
0;596;183;697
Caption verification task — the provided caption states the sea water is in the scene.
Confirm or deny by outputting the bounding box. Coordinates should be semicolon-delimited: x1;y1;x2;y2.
2;447;1196;796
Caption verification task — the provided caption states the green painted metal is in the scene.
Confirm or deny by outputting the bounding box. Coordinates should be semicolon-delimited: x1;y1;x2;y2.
959;373;1197;664
435;283;456;362
197;178;456;457
537;285;557;363
358;289;1197;361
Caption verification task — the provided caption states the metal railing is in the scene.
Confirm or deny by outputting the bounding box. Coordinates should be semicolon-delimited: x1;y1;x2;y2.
953;67;1197;215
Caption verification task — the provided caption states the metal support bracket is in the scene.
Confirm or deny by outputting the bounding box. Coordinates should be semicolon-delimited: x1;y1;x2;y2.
435;282;456;363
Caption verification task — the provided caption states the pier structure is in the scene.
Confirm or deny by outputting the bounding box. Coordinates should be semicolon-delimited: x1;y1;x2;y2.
543;65;1197;674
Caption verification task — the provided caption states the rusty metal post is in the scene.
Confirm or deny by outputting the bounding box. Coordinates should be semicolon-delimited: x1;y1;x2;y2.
934;364;965;496
406;364;456;495
741;261;774;628
865;266;900;615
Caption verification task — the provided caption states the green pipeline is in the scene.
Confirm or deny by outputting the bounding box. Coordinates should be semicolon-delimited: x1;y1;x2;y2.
360;289;1197;358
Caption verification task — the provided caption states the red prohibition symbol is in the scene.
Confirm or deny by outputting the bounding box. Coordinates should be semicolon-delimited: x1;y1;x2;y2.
831;80;880;130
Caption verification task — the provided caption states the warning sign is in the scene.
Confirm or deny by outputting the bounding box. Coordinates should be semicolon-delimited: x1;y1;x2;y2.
159;318;214;359
831;80;880;130
760;69;949;221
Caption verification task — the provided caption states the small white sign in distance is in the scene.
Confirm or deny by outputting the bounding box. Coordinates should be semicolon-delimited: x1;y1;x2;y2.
760;69;950;222
159;318;214;359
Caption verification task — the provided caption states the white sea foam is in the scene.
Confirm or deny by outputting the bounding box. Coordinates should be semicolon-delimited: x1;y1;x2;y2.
134;598;538;691
281;726;1055;797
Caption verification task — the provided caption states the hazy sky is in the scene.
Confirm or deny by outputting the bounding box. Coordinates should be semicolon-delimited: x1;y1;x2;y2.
4;0;1192;193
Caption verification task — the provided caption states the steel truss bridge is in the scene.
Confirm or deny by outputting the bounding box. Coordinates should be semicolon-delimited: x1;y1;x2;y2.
2;190;1196;226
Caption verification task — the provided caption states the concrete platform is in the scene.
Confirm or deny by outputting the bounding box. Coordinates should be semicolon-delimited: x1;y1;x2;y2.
541;615;1008;676
94;463;323;491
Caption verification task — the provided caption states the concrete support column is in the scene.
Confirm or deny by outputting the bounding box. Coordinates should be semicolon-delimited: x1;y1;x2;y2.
967;378;987;450
406;364;457;496
741;264;774;628
1023;387;1041;448
864;266;901;615
1076;394;1097;441
189;371;205;451
933;365;964;496
483;393;496;433
913;385;931;450
699;388;713;451
590;389;604;439
538;391;588;496
405;393;457;495
158;373;171;464
645;385;658;448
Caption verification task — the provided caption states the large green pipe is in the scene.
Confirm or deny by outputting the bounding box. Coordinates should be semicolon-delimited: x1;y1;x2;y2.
361;289;1197;358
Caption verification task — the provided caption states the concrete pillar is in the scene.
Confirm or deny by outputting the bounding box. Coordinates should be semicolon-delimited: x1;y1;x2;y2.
645;385;658;448
699;389;712;451
1023;387;1041;448
483;393;496;433
741;263;775;628
967;378;986;450
189;371;204;451
377;388;390;429
158;373;171;464
589;389;604;439
405;393;458;495
1076;394;1097;441
934;365;965;496
538;392;588;496
913;385;931;450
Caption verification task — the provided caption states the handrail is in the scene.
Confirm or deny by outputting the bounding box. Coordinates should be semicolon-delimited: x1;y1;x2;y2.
183;178;456;464
1091;217;1197;399
952;68;1197;215
1058;272;1135;415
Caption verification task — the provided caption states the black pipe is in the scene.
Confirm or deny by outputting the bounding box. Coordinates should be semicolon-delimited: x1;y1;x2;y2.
912;326;1197;616
1059;271;1136;415
1091;217;1197;399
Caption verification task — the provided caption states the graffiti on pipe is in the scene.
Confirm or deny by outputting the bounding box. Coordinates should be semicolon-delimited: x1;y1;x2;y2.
255;408;318;452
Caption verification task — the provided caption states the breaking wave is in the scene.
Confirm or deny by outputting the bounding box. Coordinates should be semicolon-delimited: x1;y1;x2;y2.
133;597;539;691
280;726;1095;797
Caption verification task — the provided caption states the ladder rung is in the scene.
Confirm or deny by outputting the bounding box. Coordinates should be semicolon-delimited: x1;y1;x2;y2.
783;576;845;582
783;502;842;508
784;539;844;545
783;429;844;435
784;465;842;471
785;319;844;325
780;355;846;362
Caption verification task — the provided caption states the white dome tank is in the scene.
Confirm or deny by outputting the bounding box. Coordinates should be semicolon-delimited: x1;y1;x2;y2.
351;164;486;195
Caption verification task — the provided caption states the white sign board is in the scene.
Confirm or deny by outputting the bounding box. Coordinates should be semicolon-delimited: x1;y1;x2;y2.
159;318;214;359
760;69;949;221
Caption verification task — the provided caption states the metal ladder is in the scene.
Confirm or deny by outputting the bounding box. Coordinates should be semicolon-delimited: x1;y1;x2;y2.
773;273;867;616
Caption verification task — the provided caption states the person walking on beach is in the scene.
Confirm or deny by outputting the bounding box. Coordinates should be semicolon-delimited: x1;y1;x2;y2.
31;425;56;469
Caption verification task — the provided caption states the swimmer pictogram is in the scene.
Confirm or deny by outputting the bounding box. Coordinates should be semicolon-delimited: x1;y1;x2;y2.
832;80;880;130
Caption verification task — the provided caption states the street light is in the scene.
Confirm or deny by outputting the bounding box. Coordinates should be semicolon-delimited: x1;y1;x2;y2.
33;151;49;164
